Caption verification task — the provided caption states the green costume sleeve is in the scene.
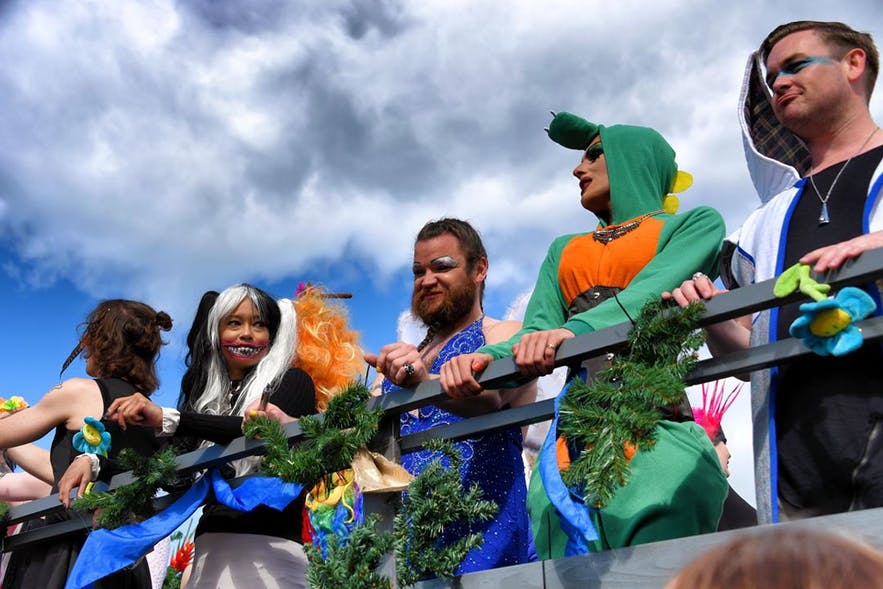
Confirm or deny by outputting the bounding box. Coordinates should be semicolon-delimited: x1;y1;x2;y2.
479;206;725;359
479;234;574;360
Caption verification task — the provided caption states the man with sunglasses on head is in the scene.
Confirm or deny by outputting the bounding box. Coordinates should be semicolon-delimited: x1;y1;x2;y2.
668;21;883;524
365;217;535;575
440;113;728;558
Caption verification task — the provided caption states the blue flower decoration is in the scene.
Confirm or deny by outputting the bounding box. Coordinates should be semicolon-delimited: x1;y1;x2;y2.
789;287;878;356
72;416;112;456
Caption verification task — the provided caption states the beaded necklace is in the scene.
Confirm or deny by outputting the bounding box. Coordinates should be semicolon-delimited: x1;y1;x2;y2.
592;209;664;244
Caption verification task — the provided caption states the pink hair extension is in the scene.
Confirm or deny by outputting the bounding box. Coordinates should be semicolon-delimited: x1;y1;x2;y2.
693;380;743;441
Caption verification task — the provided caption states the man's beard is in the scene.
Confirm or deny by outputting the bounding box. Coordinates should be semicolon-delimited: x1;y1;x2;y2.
412;279;477;329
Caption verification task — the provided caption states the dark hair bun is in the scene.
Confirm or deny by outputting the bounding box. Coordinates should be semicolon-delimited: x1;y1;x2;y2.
155;311;173;331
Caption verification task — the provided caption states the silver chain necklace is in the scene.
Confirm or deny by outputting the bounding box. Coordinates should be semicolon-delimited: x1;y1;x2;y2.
809;126;880;226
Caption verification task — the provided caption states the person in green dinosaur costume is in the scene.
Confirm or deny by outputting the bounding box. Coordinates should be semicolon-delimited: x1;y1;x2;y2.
440;112;729;557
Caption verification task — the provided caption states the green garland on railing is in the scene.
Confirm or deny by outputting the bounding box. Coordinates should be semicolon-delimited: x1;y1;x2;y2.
558;298;706;508
243;387;499;588
298;439;498;589
304;513;394;589
393;439;498;586
71;447;180;529
243;381;392;588
242;381;383;485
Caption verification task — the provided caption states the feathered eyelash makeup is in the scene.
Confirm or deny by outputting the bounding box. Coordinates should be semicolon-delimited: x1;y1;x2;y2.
585;144;604;163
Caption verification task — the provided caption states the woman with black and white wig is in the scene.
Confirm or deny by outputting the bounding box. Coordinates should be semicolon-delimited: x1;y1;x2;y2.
87;284;317;589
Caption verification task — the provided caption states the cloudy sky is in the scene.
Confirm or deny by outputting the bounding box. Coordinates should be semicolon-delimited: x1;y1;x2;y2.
2;0;881;505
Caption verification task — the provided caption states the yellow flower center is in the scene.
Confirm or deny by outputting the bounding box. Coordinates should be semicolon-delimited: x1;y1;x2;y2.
809;308;852;337
82;424;102;446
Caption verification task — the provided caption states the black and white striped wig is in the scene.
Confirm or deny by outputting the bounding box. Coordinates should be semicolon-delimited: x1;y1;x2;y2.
188;284;297;418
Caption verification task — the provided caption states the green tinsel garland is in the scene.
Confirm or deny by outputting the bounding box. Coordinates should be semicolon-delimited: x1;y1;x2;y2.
71;447;180;529
299;439;498;589
242;381;383;485
244;381;392;588
305;513;394;589
393;439;498;586
558;298;706;507
243;382;501;588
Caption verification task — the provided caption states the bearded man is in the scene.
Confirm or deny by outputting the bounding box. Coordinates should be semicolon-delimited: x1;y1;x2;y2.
365;217;535;575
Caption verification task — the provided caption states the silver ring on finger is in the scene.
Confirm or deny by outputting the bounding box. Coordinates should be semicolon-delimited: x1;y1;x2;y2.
692;271;706;281
403;362;415;377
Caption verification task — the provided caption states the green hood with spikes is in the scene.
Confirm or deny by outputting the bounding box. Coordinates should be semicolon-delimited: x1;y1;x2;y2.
548;112;677;226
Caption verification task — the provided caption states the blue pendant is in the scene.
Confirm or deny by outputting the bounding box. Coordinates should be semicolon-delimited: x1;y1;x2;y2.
818;202;830;226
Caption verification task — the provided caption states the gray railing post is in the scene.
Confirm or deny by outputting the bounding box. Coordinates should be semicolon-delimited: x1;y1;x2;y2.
365;411;402;585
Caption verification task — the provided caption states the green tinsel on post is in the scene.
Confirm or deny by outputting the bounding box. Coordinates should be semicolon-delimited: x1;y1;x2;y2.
71;447;180;529
305;514;394;589
245;385;500;586
394;439;498;587
558;298;706;507
241;381;393;589
242;382;383;485
305;440;500;588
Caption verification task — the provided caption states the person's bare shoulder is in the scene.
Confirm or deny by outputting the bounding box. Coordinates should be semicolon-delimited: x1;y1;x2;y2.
482;317;522;345
37;378;101;414
37;377;90;398
53;377;97;396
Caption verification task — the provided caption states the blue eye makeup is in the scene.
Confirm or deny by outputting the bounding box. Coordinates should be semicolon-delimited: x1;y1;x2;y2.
765;55;834;88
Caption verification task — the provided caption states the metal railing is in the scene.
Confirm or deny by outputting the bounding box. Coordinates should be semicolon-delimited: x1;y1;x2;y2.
7;248;883;587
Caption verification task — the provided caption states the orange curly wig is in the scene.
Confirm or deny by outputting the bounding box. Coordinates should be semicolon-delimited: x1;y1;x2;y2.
292;287;364;412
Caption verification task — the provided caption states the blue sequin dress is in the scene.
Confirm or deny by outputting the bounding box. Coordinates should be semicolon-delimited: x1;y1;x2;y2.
383;317;531;574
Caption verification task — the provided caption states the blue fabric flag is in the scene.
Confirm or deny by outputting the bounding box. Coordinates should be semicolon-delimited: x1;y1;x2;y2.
538;371;599;555
64;469;303;589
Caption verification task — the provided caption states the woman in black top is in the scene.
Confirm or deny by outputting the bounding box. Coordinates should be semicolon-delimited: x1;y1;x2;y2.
2;299;172;589
104;284;316;589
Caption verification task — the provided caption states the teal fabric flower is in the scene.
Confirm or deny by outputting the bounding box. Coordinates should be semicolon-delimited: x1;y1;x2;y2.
73;416;112;456
789;287;877;356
